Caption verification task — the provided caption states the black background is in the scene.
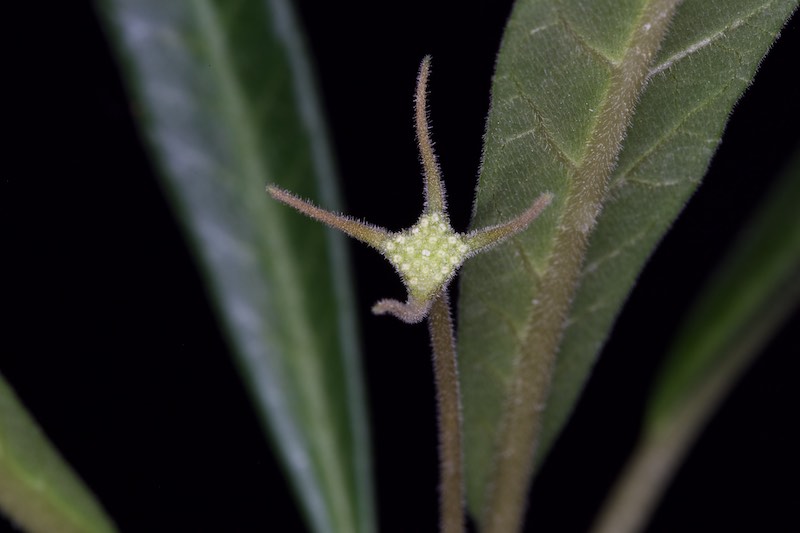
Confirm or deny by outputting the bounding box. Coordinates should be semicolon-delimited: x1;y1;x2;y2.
3;2;799;532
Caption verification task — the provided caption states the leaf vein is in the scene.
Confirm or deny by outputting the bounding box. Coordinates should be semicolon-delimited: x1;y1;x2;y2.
556;11;619;68
648;0;776;77
581;228;649;278
615;76;738;185
477;295;527;357
505;73;579;171
511;239;544;284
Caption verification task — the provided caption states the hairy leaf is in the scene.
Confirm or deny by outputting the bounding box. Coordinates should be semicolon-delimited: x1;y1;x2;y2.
457;0;797;528
0;373;117;533
98;2;374;532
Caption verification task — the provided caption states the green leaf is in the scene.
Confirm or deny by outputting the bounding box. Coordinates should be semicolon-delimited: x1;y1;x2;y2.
591;147;800;533
0;373;117;533
97;2;374;533
456;0;797;529
648;148;800;432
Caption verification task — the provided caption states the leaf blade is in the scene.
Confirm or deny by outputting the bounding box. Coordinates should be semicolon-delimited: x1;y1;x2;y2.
457;0;797;528
542;0;797;471
97;2;374;532
0;373;117;533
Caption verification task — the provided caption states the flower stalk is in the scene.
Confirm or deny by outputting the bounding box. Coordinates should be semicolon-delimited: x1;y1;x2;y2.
268;56;552;532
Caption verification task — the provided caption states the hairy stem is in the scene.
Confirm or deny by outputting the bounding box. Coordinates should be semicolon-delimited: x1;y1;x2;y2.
590;340;757;533
428;291;464;533
592;269;800;533
589;409;700;533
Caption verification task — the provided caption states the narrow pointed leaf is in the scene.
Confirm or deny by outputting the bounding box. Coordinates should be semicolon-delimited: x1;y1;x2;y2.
0;373;117;533
457;0;797;527
648;147;800;433
592;147;800;533
98;2;374;532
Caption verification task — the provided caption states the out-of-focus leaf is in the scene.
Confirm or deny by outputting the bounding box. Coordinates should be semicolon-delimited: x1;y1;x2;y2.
456;0;797;529
0;373;117;533
592;147;800;533
647;147;800;430
97;2;374;532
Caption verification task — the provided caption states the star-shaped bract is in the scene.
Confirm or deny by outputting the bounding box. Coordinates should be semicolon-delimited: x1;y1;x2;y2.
268;56;552;323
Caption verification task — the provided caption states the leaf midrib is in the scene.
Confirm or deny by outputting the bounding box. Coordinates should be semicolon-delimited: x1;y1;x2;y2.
479;0;683;530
